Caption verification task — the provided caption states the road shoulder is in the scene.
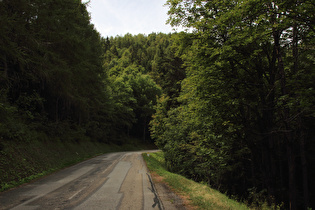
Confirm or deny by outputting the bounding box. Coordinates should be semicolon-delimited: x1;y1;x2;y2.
149;171;188;210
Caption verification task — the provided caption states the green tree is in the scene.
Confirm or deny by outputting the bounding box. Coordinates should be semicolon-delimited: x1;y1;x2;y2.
129;72;162;141
102;33;185;141
160;0;315;208
109;72;137;136
0;0;113;142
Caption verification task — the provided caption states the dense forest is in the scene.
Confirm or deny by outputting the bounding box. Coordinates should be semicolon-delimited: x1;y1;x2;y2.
0;0;166;144
0;0;314;209
151;0;314;209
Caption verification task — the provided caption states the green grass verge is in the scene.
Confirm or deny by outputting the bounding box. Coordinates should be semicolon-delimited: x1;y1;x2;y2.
143;151;250;210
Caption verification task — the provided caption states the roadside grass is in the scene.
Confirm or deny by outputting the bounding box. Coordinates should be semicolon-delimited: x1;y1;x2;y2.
143;151;250;210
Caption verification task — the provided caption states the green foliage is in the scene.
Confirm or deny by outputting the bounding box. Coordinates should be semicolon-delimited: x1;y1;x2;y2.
0;0;110;139
150;0;315;209
103;33;185;106
0;0;171;148
102;33;185;140
1;0;314;208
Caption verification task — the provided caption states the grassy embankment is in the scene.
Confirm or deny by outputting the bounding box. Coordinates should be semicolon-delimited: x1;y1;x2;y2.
0;136;155;192
143;151;252;210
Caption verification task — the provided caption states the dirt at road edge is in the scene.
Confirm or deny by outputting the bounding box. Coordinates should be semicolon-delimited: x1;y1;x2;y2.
148;171;197;210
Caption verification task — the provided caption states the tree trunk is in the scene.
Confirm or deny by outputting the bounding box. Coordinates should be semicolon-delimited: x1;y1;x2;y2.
143;117;146;143
287;141;296;210
127;126;130;137
268;136;276;199
3;55;8;79
55;96;60;123
292;22;309;209
292;23;298;74
300;127;310;209
274;28;297;209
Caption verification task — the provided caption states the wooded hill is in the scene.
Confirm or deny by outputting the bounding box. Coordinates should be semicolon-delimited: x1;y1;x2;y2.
1;0;314;209
0;1;168;144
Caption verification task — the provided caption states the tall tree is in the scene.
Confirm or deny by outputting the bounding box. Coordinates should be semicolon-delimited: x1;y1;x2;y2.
0;0;113;142
155;0;315;208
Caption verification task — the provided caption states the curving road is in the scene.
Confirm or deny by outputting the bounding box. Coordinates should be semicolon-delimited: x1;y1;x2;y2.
0;151;166;210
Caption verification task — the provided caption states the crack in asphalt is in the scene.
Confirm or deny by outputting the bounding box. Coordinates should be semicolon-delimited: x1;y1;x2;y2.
147;173;164;210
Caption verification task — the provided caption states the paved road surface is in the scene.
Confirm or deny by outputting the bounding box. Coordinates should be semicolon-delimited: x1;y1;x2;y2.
0;151;165;210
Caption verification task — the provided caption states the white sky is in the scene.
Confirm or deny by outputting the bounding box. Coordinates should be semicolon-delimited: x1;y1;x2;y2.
84;0;182;37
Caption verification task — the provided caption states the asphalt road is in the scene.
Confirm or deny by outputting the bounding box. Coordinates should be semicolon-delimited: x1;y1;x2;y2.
0;151;165;210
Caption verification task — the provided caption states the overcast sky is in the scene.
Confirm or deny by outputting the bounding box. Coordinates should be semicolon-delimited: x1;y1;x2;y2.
84;0;181;38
